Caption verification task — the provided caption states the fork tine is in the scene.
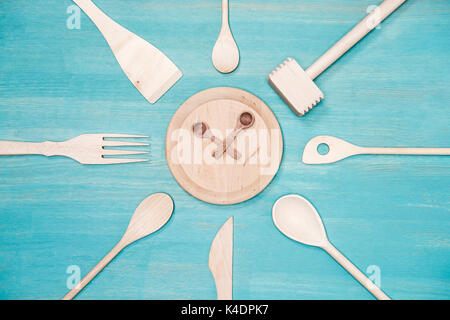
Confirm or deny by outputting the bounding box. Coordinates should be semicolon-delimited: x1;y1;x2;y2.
102;140;149;147
102;149;148;156
102;134;149;138
101;158;149;165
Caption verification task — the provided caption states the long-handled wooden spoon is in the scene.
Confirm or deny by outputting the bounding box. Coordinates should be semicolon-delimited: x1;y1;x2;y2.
272;194;391;300
212;0;240;73
62;193;174;300
303;135;450;164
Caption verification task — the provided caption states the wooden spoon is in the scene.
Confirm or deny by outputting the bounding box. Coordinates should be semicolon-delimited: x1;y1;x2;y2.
272;194;391;300
62;193;174;300
214;112;255;158
212;0;240;73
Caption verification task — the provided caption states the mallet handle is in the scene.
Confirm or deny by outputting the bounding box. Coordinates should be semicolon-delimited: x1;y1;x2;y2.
306;0;407;80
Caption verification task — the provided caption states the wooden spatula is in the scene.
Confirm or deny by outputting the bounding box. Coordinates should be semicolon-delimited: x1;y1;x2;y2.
62;193;174;300
72;0;182;104
303;136;450;164
209;217;233;300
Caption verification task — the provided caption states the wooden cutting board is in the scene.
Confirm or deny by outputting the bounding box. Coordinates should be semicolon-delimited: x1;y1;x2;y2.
166;87;283;205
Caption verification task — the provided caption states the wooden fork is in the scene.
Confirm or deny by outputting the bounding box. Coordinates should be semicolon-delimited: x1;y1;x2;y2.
0;134;149;165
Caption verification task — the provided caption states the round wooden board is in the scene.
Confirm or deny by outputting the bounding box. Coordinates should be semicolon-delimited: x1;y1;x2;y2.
166;87;283;205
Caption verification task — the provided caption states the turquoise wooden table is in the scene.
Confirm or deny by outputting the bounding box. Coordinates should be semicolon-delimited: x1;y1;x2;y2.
0;0;449;300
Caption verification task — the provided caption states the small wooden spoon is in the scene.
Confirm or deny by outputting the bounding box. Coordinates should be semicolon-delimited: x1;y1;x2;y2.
62;193;174;300
212;0;240;73
214;112;255;158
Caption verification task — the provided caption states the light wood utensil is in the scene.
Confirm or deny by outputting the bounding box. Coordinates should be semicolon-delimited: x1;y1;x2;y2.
0;134;149;165
166;87;283;205
209;217;233;300
212;0;240;73
63;193;174;300
268;0;407;116
72;0;182;104
214;112;255;158
193;122;240;160
303;135;450;164
273;194;391;300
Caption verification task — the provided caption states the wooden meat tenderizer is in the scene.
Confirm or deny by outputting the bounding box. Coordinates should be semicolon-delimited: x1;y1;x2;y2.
268;0;407;116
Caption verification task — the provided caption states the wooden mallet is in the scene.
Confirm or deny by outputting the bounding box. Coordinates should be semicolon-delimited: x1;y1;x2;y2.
268;0;407;116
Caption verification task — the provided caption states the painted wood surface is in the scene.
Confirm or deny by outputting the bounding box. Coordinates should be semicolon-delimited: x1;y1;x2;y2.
0;0;449;299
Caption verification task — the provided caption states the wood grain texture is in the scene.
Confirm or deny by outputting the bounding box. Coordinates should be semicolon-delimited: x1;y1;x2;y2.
0;0;449;299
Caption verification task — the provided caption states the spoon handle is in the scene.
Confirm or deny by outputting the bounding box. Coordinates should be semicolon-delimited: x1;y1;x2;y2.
62;241;126;300
361;147;450;156
221;0;229;27
322;242;391;300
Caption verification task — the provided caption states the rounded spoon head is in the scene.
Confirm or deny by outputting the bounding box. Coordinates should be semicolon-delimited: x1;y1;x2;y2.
212;29;240;73
272;194;328;247
123;193;174;244
239;112;255;128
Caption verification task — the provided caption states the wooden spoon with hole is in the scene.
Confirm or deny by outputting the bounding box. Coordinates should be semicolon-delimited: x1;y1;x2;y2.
193;122;241;160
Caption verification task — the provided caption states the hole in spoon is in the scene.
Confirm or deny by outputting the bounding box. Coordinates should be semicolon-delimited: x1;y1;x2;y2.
317;143;329;155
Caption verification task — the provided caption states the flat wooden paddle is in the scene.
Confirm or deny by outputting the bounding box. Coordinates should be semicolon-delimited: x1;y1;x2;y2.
62;193;174;300
72;0;182;104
